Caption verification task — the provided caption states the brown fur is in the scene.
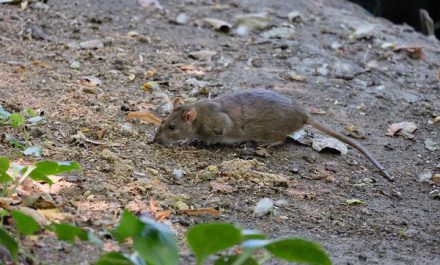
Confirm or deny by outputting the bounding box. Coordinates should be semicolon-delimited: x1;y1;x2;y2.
154;89;392;181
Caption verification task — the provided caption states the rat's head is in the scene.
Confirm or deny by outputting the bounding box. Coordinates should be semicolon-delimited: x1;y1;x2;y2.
153;98;198;145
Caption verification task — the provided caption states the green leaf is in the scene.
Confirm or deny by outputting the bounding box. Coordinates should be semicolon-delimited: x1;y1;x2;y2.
0;156;9;172
48;223;88;243
132;217;179;265
187;223;242;265
265;239;331;265
0;157;12;183
96;252;134;265
112;210;144;242
8;113;25;129
23;146;42;157
28;161;80;184
12;210;40;235
214;255;258;265
241;229;266;240
0;171;12;183
0;227;18;261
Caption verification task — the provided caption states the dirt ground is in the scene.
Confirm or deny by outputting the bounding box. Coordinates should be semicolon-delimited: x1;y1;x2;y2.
1;0;439;264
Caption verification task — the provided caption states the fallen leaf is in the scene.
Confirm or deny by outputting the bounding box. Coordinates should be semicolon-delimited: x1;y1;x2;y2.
23;146;42;157
155;210;172;220
309;107;327;115
209;181;234;193
178;64;206;76
125;111;161;125
203;18;232;33
289;73;307;82
393;45;424;59
15;206;49;226
345;125;366;139
346;198;364;205
386;121;417;138
424;139;439;151
138;0;163;10
145;68;157;78
37;208;74;222
78;76;102;86
142;81;160;91
312;137;348;155
149;198;159;212
255;147;270;157
180;208;220;216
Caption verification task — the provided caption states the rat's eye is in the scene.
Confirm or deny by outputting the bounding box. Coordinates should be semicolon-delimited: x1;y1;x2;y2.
168;124;176;130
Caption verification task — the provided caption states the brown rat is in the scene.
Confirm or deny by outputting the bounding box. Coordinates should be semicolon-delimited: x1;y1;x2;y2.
154;89;393;181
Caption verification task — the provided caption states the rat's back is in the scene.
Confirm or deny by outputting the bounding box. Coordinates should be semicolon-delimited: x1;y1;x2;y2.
212;89;308;144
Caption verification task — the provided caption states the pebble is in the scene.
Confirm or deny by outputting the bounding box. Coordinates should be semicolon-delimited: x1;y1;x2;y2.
175;13;188;25
172;169;185;179
70;61;80;69
254;198;274;217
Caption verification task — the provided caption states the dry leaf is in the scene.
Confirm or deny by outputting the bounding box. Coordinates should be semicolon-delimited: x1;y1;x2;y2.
178;64;206;76
149;198;159;212
309;107;327;115
345;125;366;139
145;68;157;78
78;76;102;86
37;208;74;222
209;181;234;193
125;111;161;125
393;46;424;59
16;206;49;226
155;210;172;220
180;208;221;216
289;74;307;82
386;121;417;138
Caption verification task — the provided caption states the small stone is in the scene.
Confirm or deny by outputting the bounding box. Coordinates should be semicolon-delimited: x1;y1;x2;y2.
175;201;189;211
260;26;295;39
418;170;432;183
254;198;274;217
70;61;80;69
172;169;185;179
424;139;439;151
80;39;104;49
175;13;188;25
431;174;440;184
324;161;339;172
120;123;138;136
274;199;289;207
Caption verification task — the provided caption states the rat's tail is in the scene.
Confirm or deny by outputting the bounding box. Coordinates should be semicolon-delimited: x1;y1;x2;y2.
307;118;393;182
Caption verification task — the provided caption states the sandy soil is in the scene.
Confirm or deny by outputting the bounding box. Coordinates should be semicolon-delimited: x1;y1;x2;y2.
0;0;439;264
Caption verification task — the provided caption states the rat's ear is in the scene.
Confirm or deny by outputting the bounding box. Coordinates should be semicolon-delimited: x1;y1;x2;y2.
173;97;184;111
183;108;197;123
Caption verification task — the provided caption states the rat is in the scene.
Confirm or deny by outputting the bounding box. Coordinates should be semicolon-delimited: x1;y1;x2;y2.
153;89;393;181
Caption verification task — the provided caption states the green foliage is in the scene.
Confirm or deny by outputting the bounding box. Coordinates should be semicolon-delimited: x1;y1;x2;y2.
8;113;25;129
28;161;80;184
0;157;331;265
0;227;18;261
133;218;179;265
187;223;242;265
11;210;40;236
265;239;332;265
96;252;134;265
0;156;13;183
214;255;259;265
113;210;179;265
48;223;89;243
112;210;144;242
